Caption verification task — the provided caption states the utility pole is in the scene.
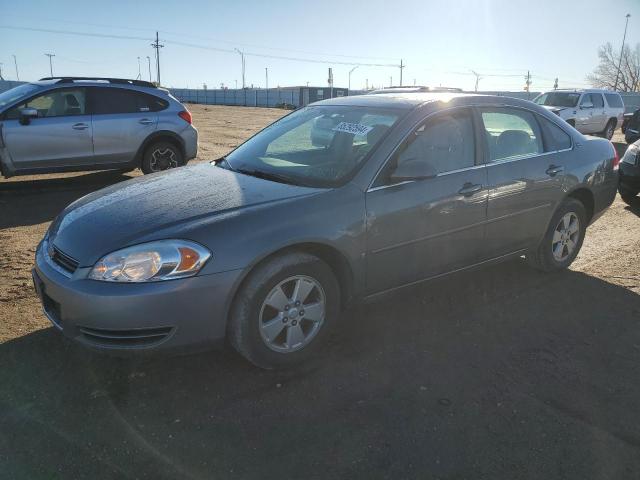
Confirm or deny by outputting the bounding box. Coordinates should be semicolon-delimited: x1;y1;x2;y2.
0;64;3;80
348;66;358;92
234;48;245;89
146;56;152;82
44;53;55;77
471;70;481;92
366;78;369;90
614;13;631;91
399;59;405;87
136;57;141;80
328;68;334;98
151;32;164;85
12;55;19;81
389;76;392;87
524;70;532;98
553;77;558;90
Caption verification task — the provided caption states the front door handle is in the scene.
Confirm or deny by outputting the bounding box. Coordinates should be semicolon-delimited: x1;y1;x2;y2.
139;119;154;125
72;123;89;130
458;183;483;197
546;165;564;176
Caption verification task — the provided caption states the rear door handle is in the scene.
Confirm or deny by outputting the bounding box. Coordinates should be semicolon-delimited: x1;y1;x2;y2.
139;118;154;125
72;123;89;130
458;183;483;197
546;165;564;176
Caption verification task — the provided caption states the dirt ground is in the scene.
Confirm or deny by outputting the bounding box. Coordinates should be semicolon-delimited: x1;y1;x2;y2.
1;105;640;479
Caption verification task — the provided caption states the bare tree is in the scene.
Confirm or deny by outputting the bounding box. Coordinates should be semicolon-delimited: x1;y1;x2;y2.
587;42;640;92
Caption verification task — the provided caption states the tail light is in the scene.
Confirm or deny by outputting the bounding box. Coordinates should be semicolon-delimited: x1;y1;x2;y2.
611;142;620;171
178;110;192;124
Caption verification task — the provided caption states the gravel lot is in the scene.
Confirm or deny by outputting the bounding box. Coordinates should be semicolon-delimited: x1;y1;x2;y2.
1;105;639;479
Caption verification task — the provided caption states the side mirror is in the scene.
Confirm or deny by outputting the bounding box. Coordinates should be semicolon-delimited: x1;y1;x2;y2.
390;157;438;182
580;102;593;110
19;108;38;126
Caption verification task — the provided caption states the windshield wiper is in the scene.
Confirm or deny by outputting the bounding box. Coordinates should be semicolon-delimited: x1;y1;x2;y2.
235;168;306;186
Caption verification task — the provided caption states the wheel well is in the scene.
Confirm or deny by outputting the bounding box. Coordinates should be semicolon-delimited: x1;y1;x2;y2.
233;243;355;312
137;133;185;165
567;188;594;223
608;117;618;128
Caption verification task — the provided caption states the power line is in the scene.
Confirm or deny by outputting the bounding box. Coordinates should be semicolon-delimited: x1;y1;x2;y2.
1;14;398;61
0;25;400;68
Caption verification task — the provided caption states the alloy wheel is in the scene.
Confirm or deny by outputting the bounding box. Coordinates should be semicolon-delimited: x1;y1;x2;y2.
149;148;178;172
552;212;580;262
259;275;326;353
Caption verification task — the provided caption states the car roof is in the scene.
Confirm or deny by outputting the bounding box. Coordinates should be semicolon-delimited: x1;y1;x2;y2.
544;88;620;94
311;92;536;110
26;78;170;96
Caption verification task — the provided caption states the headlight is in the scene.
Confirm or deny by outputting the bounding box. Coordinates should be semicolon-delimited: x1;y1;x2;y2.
88;240;211;282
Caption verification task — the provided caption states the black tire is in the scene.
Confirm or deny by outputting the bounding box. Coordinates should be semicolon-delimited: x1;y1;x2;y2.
228;252;340;369
141;141;184;174
619;189;638;206
602;119;616;140
526;198;587;272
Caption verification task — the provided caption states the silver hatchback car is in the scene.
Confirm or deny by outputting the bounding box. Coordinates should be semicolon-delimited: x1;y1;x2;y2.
0;77;197;178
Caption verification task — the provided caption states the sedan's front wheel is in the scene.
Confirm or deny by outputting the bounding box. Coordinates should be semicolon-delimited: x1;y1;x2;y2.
228;252;340;369
526;198;587;272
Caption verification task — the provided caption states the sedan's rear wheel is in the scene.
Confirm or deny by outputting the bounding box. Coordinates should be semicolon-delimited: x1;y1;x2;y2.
526;198;586;272
228;252;339;369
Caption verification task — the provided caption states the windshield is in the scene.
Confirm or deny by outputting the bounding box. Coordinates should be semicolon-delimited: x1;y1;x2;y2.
534;92;581;108
224;105;404;188
0;84;40;110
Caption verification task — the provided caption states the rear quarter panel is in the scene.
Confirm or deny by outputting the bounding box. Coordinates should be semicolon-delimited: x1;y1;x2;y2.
562;135;618;222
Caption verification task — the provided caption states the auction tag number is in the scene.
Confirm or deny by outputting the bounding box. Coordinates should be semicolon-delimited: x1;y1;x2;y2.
332;122;373;136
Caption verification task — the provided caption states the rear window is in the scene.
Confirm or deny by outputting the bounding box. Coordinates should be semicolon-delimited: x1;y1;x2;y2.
604;93;623;108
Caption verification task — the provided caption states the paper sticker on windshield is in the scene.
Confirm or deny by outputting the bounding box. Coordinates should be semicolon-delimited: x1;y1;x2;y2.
332;122;373;136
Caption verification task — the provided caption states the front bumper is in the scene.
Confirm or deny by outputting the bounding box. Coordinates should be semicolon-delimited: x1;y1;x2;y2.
33;241;241;353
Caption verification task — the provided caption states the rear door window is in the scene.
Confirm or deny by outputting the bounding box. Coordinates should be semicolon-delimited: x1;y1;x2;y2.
91;88;141;114
480;109;543;161
604;93;624;108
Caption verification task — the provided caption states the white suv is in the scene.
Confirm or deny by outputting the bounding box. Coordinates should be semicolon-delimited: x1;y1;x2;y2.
533;89;624;139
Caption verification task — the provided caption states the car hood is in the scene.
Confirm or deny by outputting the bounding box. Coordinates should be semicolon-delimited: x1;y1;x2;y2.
48;164;322;265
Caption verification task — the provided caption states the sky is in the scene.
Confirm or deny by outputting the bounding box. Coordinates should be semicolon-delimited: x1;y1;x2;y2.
1;0;639;92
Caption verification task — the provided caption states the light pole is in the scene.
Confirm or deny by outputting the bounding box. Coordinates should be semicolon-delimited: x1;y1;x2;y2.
234;48;245;89
614;13;631;91
44;53;55;77
348;66;358;92
0;63;3;80
146;56;152;82
136;56;141;80
265;67;269;107
12;55;19;81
